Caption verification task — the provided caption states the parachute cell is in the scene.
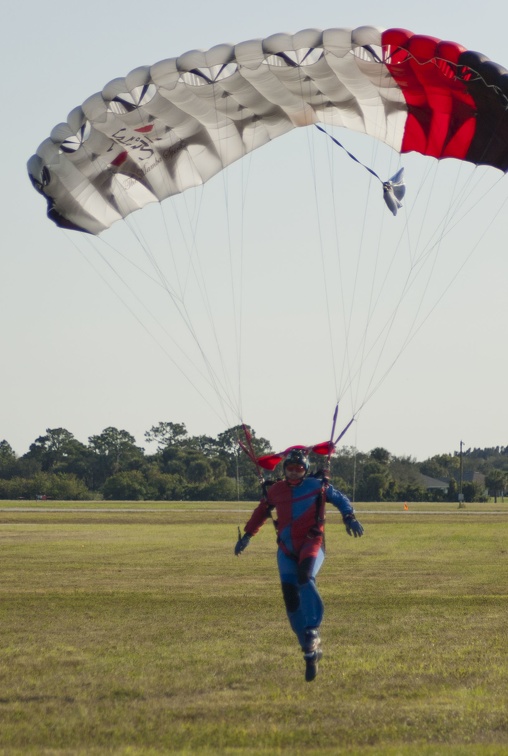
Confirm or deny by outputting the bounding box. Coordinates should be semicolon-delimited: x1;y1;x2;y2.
28;26;508;234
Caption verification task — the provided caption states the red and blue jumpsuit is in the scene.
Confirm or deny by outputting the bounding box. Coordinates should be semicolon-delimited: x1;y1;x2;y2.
243;476;354;649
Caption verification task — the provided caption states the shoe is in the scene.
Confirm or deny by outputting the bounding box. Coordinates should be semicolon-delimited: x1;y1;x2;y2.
302;629;322;682
304;647;323;682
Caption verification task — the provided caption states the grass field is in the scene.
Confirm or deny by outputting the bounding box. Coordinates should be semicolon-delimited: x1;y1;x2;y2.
1;501;507;754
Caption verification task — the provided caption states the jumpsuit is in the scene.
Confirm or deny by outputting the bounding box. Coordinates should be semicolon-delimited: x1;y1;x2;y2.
243;476;354;649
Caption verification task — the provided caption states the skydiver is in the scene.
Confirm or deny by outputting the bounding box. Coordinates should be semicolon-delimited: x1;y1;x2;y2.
234;449;363;682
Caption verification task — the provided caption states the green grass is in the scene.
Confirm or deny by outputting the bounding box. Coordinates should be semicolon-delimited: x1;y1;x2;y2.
1;498;507;512
0;504;507;754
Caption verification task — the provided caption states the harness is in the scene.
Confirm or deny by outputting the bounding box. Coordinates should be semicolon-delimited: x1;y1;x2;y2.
266;473;330;560
314;472;329;552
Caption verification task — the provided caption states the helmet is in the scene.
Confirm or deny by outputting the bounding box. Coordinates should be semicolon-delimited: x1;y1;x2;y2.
283;449;309;474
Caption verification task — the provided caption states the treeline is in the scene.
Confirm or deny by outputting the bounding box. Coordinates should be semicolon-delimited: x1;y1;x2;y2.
1;423;507;502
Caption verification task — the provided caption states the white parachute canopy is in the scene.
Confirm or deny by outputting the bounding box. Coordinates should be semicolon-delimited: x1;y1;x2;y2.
30;23;508;235
26;25;508;445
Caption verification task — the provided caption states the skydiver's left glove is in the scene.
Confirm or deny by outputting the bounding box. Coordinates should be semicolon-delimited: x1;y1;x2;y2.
235;533;251;556
342;513;364;538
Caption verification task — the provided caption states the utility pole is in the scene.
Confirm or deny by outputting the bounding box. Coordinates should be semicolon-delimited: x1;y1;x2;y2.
458;440;465;509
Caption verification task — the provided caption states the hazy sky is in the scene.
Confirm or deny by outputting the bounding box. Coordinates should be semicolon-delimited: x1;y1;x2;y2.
2;0;508;460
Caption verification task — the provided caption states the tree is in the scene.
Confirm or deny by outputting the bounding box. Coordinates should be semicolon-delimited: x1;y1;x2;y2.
329;446;365;496
421;454;459;479
0;472;90;500
485;469;506;502
356;459;395;501
159;447;188;477
186;458;213;483
25;428;78;472
461;481;487;503
144;421;188;451
187;434;220;455
192;476;238;501
214;425;272;499
103;471;148;501
145;468;187;500
88;427;144;488
0;440;17;480
389;455;420;490
370;447;391;465
46;473;91;500
447;477;458;502
398;482;427;502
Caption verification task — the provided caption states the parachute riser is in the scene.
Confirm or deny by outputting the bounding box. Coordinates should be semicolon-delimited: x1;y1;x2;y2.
238;426;276;525
237;427;278;533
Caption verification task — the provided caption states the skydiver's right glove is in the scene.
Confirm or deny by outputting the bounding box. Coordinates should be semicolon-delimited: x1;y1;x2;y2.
235;533;251;556
342;513;364;538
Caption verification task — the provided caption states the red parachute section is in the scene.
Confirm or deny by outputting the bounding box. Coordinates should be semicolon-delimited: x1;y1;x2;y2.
382;28;508;170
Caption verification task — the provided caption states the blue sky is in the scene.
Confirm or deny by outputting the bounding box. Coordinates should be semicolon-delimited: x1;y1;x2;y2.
2;0;508;460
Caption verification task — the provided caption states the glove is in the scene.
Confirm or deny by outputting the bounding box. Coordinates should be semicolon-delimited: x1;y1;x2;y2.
343;513;364;538
235;533;251;556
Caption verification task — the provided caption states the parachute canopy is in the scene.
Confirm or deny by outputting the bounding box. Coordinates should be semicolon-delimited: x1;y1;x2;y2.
28;26;508;234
